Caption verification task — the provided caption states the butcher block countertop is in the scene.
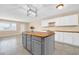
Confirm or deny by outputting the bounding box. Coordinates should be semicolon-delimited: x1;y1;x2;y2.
23;31;55;38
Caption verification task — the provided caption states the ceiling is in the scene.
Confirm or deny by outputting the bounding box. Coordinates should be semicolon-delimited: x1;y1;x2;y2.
0;4;79;22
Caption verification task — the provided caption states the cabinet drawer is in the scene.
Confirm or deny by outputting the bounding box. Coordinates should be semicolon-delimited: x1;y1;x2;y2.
32;40;41;48
32;36;41;42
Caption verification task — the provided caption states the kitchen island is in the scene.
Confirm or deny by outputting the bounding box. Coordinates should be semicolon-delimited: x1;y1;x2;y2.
22;31;55;55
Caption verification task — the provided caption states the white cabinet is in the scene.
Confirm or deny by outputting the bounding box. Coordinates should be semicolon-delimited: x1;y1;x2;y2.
55;14;78;26
55;32;64;42
72;33;79;46
41;19;56;27
63;15;78;26
63;32;79;46
41;14;79;27
55;32;79;46
63;33;73;44
55;17;64;26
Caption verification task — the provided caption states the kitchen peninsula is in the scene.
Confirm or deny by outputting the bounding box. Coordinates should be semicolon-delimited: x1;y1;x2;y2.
22;31;55;55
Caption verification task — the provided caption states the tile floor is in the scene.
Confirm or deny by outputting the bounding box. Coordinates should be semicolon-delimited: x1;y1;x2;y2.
0;35;30;55
55;42;79;55
0;35;79;55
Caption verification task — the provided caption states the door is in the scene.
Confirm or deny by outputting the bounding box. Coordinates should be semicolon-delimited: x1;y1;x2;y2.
20;24;26;33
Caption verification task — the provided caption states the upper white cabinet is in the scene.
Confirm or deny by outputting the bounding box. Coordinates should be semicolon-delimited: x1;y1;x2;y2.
55;17;64;26
41;19;55;27
41;14;79;27
55;14;79;26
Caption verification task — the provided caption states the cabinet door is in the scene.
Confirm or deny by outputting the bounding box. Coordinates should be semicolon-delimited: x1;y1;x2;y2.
22;34;27;48
55;17;64;26
72;33;79;46
27;35;31;50
55;32;64;42
55;14;78;26
63;32;73;44
32;37;41;55
45;35;55;55
64;15;78;26
55;32;59;41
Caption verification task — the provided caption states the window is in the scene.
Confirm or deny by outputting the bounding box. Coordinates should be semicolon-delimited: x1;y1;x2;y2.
0;22;16;31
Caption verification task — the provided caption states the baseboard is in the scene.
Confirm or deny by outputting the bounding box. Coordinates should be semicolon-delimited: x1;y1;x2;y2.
0;33;22;38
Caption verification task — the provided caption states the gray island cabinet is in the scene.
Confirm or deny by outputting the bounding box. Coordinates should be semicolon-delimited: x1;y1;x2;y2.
22;31;55;55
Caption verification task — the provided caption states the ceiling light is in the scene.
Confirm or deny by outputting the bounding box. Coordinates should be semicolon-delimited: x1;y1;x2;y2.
56;4;64;9
27;4;37;17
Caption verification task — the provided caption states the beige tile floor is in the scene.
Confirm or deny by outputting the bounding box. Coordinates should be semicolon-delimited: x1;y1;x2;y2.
55;42;79;55
0;35;31;55
0;35;79;55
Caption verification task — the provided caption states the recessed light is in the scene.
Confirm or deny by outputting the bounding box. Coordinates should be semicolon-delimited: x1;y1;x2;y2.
56;4;64;9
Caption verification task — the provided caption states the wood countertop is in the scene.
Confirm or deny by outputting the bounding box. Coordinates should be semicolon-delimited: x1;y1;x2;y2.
23;31;55;38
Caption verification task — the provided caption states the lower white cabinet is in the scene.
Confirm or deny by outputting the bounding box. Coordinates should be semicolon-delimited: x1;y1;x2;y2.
55;32;79;46
63;33;79;46
63;33;73;44
72;33;79;46
55;32;64;42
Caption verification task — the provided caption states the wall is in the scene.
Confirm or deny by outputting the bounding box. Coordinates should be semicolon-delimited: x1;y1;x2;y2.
29;20;43;31
0;19;29;37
